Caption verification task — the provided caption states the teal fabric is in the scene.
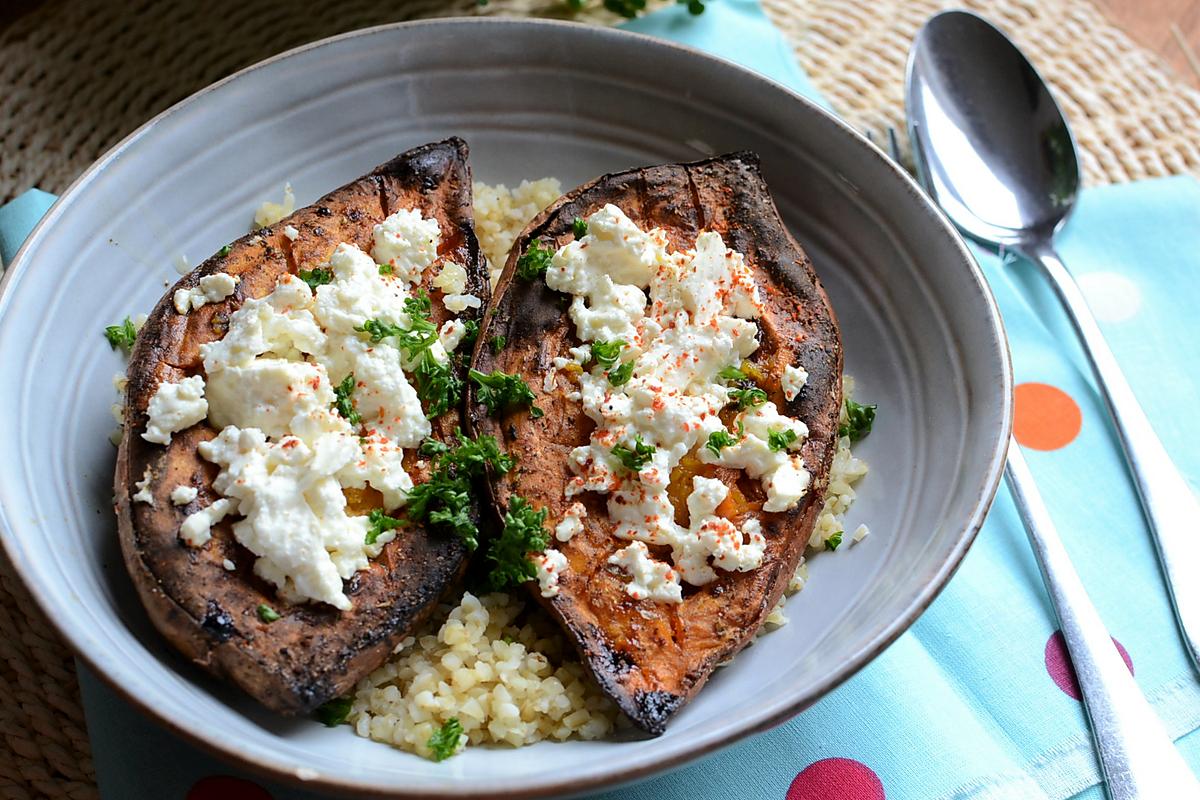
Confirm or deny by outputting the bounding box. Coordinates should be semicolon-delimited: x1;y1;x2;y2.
6;2;1200;797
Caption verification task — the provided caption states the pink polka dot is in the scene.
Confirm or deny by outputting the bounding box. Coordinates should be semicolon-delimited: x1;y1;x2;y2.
787;758;885;800
186;776;274;800
1045;630;1133;701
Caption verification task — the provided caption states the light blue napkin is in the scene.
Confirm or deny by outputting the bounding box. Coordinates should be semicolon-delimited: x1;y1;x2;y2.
5;2;1200;798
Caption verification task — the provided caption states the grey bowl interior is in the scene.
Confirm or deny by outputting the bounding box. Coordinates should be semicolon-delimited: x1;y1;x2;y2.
0;18;1011;798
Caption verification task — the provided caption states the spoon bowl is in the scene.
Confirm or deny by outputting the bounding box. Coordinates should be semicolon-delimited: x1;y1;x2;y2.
906;10;1080;247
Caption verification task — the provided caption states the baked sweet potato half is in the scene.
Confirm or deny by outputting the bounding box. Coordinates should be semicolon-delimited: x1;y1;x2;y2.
469;152;842;734
114;138;488;714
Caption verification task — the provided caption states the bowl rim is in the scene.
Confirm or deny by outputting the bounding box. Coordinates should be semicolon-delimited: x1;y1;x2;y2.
0;15;1013;799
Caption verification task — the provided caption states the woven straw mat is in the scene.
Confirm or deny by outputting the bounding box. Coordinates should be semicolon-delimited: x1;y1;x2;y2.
2;0;1199;797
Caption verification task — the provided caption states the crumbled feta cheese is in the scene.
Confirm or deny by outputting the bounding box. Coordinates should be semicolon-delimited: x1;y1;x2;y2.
372;208;440;282
432;261;468;295
608;541;681;603
438;319;467;353
443;293;481;313
173;272;239;314
555;502;587;542
782;364;808;402
187;208;455;608
198;428;369;608
254;182;295;227
179;498;234;547
543;205;806;598
533;549;568;597
142;375;208;445
282;224;299;241
222;558;236;571
132;467;155;506
170;485;198;506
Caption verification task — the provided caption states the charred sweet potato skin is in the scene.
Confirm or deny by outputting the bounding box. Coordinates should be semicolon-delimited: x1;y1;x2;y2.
114;139;487;714
469;153;842;734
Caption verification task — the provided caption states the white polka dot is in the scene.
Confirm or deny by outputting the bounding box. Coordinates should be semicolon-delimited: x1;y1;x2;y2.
1077;271;1143;323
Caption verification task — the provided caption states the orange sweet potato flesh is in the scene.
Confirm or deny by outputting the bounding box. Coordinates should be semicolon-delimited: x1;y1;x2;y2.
114;139;487;714
468;152;842;734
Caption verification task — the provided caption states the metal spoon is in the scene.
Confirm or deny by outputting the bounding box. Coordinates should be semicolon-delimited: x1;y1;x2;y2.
905;9;1200;678
905;12;1200;798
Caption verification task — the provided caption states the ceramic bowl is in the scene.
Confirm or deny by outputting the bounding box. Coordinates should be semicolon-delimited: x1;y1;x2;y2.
0;18;1010;798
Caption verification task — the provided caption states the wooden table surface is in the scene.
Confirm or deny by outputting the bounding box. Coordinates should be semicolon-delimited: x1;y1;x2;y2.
1098;0;1200;88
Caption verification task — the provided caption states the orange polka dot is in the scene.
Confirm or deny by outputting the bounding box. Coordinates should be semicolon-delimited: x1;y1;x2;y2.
1014;382;1081;450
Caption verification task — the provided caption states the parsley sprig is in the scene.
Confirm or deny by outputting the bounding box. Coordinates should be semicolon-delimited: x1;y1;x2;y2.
469;369;543;418
314;696;353;727
705;429;739;458
515;238;553;281
104;317;138;352
767;428;798;452
825;531;844;551
427;718;465;762
332;373;361;426
607;360;634;386
589;340;625;368
485;496;550;591
405;431;514;551
572;217;589;238
256;604;281;623
365;509;403;545
298;267;333;291
839;399;877;442
729;385;767;410
612;435;655;471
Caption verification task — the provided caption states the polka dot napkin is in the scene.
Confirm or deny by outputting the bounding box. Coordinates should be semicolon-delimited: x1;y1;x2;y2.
4;1;1200;798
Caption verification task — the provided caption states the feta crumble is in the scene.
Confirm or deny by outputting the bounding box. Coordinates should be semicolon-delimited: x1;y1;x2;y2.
170;485;198;506
179;498;234;547
555;502;587;543
173;272;240;314
132;467;155;506
533;549;568;597
142;375;208;445
782;364;808;402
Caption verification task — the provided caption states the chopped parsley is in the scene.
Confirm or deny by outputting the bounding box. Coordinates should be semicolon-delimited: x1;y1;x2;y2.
825;531;844;551
405;431;514;551
767;428;798;452
485;496;550;591
572;217;589;238
839;399;877;442
332;373;361;426
104;317;138;352
314;696;353;727
427;717;465;762
612;435;655;471
705;429;739;458
365;509;403;545
729;385;768;410
298;267;334;291
515;238;554;281
717;365;748;382
217;245;232;257
607;360;634;387
356;291;462;418
378;263;394;275
256;604;281;623
356;318;406;342
589;340;625;369
489;335;507;354
469;369;543;418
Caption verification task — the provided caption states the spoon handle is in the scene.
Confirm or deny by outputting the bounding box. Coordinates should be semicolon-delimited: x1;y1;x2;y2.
1022;241;1200;671
1005;441;1200;799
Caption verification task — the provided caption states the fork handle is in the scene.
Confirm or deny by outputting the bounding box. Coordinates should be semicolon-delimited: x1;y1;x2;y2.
1021;240;1200;672
1006;441;1200;799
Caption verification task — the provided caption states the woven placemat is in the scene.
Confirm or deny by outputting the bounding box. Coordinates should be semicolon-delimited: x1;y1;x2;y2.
1;1;1198;797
